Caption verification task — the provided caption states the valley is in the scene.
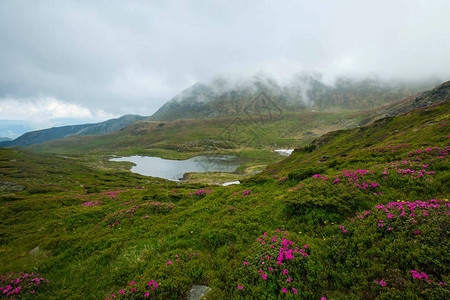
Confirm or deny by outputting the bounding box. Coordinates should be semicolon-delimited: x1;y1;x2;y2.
0;82;448;299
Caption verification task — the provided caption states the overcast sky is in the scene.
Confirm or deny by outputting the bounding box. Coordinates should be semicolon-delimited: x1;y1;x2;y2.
1;0;449;135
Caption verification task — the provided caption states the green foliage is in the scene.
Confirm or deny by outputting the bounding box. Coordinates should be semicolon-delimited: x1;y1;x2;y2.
0;100;449;299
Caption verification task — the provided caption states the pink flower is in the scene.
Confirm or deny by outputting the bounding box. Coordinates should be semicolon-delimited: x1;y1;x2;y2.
292;288;297;294
282;269;288;275
120;289;125;294
243;262;249;265
262;273;267;280
282;288;288;293
304;244;309;249
238;285;243;290
144;292;150;297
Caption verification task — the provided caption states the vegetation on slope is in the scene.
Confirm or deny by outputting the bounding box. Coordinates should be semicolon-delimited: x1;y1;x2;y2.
149;75;433;121
0;115;146;147
0;99;448;299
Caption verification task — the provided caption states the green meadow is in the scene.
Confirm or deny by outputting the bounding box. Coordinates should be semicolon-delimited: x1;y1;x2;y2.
0;101;449;299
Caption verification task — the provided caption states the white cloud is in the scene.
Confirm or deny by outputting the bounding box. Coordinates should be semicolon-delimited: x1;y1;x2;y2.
0;96;117;130
0;0;449;119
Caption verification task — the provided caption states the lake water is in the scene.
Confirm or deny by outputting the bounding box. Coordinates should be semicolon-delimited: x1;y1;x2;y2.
110;155;249;181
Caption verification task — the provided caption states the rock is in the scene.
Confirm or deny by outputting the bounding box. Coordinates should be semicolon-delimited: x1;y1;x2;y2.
0;181;25;193
187;285;212;300
29;246;41;255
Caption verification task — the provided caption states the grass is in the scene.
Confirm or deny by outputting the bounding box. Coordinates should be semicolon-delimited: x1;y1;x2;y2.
0;101;449;299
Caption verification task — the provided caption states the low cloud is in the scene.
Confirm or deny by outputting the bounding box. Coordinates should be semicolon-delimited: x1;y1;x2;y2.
0;0;449;124
0;96;116;130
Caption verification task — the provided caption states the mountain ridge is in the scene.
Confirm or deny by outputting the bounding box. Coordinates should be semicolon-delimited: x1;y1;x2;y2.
0;114;146;147
149;75;436;121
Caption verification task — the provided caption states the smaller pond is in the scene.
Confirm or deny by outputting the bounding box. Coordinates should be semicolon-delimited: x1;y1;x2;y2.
110;155;249;181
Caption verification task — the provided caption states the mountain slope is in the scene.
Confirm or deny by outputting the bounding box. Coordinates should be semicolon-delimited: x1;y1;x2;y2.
27;81;448;162
0;114;146;147
0;83;448;299
149;74;434;121
357;80;450;126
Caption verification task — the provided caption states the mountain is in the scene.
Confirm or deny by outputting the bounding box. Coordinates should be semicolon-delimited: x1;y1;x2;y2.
26;80;449;162
0;81;448;299
0;137;12;142
149;74;435;121
0;114;146;147
357;80;450;126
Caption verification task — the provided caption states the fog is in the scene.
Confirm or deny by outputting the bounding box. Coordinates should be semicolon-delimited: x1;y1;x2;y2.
0;0;449;132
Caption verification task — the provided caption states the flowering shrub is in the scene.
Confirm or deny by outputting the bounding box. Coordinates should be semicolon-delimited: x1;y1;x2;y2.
143;201;174;213
81;200;103;206
188;189;212;198
104;201;174;227
232;189;254;197
106;278;159;299
325;199;449;298
166;251;199;265
0;272;48;298
237;229;309;297
224;207;238;215
104;204;139;227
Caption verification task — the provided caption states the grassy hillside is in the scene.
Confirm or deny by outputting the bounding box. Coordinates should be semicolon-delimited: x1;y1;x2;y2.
29;111;360;155
0;98;448;299
149;75;432;122
0;115;146;147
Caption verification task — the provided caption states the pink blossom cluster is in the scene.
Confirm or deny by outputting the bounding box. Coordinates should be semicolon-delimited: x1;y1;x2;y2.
188;189;213;196
224;207;238;215
332;169;380;191
0;272;48;297
106;279;159;299
374;279;387;286
240;229;308;295
410;270;429;280
289;183;304;191
233;189;254;197
408;146;449;159
312;174;328;181
276;177;287;182
376;159;436;181
166;251;198;265
80;201;103;206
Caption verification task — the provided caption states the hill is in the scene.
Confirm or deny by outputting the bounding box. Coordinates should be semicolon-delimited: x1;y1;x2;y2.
0;114;146;147
25;82;447;177
0;137;12;142
149;74;434;121
0;84;448;298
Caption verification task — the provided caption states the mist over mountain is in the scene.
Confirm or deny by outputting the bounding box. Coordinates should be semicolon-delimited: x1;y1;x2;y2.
149;74;437;121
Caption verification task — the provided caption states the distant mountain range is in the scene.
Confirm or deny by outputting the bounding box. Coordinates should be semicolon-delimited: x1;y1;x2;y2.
0;74;443;149
149;74;436;121
0;114;146;147
0;137;12;142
